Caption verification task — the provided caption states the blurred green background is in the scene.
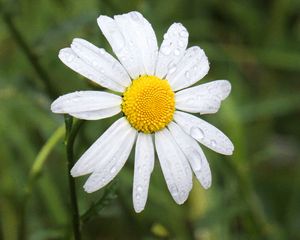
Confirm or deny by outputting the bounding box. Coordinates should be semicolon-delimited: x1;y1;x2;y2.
1;0;300;239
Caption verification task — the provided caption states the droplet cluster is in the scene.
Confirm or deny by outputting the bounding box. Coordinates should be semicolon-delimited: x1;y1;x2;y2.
122;75;175;133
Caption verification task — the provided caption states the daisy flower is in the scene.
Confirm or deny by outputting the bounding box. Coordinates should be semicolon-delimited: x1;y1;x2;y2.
51;11;234;213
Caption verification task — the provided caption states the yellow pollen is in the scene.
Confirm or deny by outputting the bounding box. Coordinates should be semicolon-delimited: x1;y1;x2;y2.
122;75;175;133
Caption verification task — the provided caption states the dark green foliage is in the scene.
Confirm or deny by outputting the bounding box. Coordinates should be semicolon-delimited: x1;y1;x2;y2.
0;0;300;239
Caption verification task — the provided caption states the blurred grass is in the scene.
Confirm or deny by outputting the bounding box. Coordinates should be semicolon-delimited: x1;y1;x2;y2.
0;0;300;239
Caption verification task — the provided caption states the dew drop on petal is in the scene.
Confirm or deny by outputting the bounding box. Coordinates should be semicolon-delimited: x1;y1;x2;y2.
110;166;116;174
66;54;75;63
211;140;217;147
179;29;188;38
130;12;139;21
99;49;105;55
92;61;98;67
168;67;177;74
136;193;141;200
180;190;186;199
170;185;178;196
174;48;180;56
185;71;191;79
190;127;205;141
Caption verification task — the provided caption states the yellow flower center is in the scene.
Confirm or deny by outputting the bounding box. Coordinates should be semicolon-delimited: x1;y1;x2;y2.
122;75;175;133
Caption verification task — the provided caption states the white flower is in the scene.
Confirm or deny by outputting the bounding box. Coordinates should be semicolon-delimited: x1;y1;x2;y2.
51;11;234;213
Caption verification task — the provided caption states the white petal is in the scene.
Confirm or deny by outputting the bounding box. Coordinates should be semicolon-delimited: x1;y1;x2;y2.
51;91;121;113
155;23;189;79
71;38;131;87
174;111;234;155
58;48;125;92
115;12;158;76
167;46;209;91
168;122;211;189
83;125;136;193
51;91;121;120
71;117;131;177
98;12;158;78
155;128;192;204
175;80;231;114
133;133;155;213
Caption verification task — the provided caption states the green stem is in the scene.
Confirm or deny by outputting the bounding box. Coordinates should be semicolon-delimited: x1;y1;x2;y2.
20;124;65;239
64;116;84;240
27;124;65;191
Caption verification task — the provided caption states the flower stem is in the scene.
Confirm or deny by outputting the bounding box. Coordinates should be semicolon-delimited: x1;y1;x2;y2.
64;116;84;240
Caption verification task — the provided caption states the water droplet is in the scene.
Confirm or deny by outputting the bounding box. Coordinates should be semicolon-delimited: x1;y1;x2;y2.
66;54;75;63
190;127;205;141
185;71;190;79
135;193;141;200
174;48;180;56
161;45;171;55
168;67;177;74
170;185;178;196
130;12;139;21
92;61;99;67
211;140;217;147
99;49;106;55
110;166;116;174
137;185;143;192
72;43;81;51
179;190;186;199
121;55;126;61
179;29;188;38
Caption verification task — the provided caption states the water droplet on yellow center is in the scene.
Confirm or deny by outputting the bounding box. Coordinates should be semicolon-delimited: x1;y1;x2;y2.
122;75;175;133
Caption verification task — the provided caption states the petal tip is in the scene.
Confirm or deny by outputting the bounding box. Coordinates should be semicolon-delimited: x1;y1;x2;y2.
83;184;95;193
173;190;189;205
70;168;80;177
220;80;232;99
133;204;144;213
50;99;63;113
225;142;234;155
202;181;212;189
58;48;74;63
97;15;113;26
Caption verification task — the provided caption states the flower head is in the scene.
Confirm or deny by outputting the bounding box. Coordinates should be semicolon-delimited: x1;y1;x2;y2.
51;11;234;213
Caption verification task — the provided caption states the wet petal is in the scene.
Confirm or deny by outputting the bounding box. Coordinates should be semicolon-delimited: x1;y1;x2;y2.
174;111;234;155
133;133;155;213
